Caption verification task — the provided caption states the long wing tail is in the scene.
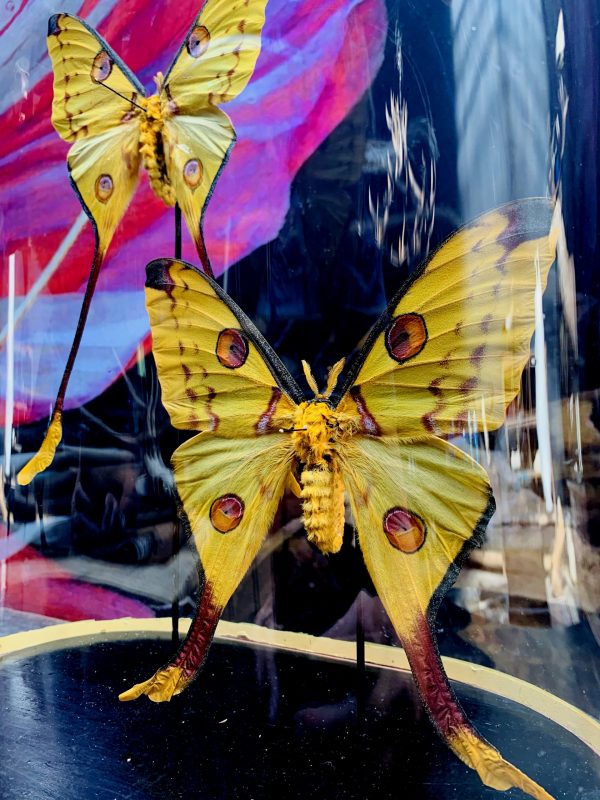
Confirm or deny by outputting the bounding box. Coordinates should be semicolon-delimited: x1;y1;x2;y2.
17;248;105;486
341;435;554;799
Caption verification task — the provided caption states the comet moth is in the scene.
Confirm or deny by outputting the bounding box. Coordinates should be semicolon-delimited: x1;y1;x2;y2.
18;0;268;485
119;199;558;800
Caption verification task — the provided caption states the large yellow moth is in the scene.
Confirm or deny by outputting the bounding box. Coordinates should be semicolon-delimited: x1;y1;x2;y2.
18;0;268;485
120;199;558;800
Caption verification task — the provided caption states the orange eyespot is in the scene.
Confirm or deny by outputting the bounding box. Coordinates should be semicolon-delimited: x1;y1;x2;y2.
216;328;249;368
187;25;210;58
95;174;114;203
385;313;427;363
91;50;113;83
210;494;244;533
183;159;202;189
383;507;426;553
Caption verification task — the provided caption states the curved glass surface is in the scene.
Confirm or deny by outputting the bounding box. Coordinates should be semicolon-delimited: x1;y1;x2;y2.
1;1;598;796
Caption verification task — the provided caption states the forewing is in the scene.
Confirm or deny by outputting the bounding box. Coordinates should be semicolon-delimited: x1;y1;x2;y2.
336;199;558;438
47;13;144;142
163;108;236;263
163;0;268;112
47;14;143;251
145;258;302;437
340;436;553;800
120;431;294;702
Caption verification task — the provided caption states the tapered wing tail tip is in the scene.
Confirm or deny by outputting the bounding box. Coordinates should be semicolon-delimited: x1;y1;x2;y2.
118;681;164;702
118;667;188;703
484;760;555;799
16;449;57;486
16;466;34;486
17;452;56;485
451;729;555;800
118;687;144;702
16;416;63;485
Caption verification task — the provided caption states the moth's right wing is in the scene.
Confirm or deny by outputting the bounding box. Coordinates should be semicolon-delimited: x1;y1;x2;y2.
120;430;294;702
120;256;303;702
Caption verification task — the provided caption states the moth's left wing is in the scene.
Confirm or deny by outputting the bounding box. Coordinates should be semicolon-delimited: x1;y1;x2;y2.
145;258;302;437
120;431;294;702
162;0;269;112
15;15;145;487
340;436;553;800
159;0;268;271
335;199;558;438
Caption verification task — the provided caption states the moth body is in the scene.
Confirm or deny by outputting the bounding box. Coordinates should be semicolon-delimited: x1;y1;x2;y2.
292;400;354;554
138;92;176;206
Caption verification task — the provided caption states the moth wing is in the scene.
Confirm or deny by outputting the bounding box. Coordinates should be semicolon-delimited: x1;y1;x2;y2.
121;431;294;701
163;108;235;266
67;125;142;252
340;435;553;800
47;13;143;251
162;0;268;112
47;13;144;141
336;199;558;438
16;16;144;486
144;258;302;437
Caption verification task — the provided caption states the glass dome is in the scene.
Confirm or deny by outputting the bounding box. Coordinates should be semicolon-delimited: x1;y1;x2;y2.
1;1;598;798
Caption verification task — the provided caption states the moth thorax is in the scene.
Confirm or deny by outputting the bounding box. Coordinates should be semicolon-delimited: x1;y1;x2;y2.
292;401;339;466
300;463;345;555
139;94;176;207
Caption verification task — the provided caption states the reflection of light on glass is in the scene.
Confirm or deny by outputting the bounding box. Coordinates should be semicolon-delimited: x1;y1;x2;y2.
15;56;28;100
3;252;15;479
0;212;87;346
555;9;565;68
480;395;490;465
569;393;583;478
368;31;436;267
1;252;15;615
550;14;578;358
550;496;566;597
451;1;548;217
534;251;554;513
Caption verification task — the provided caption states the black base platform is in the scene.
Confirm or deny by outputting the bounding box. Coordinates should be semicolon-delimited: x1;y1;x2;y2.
0;637;597;799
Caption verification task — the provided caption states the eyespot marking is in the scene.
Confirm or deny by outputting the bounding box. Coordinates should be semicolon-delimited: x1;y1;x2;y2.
95;174;113;202
210;494;244;533
216;329;249;369
183;158;203;189
187;25;210;58
385;313;427;364
383;507;426;553
91;50;113;83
